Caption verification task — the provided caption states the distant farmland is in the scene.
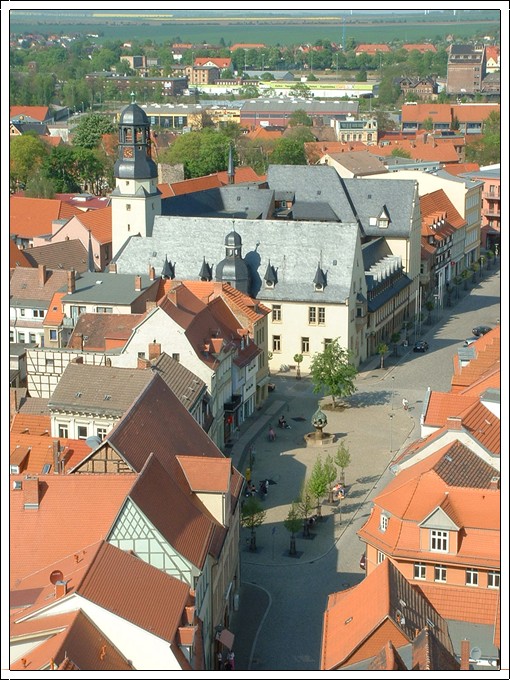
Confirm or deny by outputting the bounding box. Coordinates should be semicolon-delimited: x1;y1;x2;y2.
9;16;499;45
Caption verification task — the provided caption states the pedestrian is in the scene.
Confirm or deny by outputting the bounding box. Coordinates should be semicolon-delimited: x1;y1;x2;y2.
268;425;276;441
227;651;235;670
402;398;409;411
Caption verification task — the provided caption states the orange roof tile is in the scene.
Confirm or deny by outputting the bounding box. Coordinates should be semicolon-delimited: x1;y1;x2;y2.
452;103;499;123
217;166;266;184
415;583;499;625
10;412;51;436
401;104;452;123
43;291;65;325
157;182;176;198
10;196;83;239
170;175;222;195
230;43;265;50
420;190;466;229
180;281;270;323
423;392;477;427
458;401;500;455
402;44;437;53
451;327;500;391
194;57;231;68
443;162;480;176
10;105;50;122
246;127;283;141
9;239;32;268
71;206;112;244
177;455;231;492
355;44;392;53
10;475;136;585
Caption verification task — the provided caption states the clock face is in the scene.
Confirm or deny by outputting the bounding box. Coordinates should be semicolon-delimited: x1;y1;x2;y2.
123;146;134;159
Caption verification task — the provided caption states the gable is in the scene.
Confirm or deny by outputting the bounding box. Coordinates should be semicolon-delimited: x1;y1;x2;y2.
71;442;134;474
419;505;459;531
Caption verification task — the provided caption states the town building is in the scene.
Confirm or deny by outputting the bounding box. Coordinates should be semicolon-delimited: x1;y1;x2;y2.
460;165;500;252
446;44;486;94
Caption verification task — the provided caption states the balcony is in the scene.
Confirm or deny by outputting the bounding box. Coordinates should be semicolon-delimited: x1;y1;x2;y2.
483;191;500;200
482;208;501;218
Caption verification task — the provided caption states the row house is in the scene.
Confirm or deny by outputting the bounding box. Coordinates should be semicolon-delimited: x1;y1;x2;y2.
85;72;188;98
331;117;378;144
460;165;500;252
398;76;438;100
9;195;83;251
401;103;499;135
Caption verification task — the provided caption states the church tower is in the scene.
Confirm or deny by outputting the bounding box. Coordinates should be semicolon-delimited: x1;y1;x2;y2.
215;230;250;294
110;96;161;257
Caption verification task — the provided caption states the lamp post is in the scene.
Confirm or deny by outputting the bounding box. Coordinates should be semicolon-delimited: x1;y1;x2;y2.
389;413;394;455
391;375;395;411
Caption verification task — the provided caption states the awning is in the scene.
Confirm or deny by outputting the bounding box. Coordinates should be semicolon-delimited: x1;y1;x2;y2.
217;628;235;650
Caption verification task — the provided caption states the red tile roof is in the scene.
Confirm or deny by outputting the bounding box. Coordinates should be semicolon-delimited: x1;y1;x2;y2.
443;162;480;176
420;190;466;229
401;104;452;123
194;57;231;68
9;239;32;268
217;166;266;185
451;327;500;392
68;312;146;351
10;411;51;436
458;400;500;455
402;44;437;53
10;105;50;122
10;196;83;238
43;291;65;325
177;455;231;492
10;475;136;585
321;560;451;669
452;103;499;123
415;583;499;625
180;281;270;323
170;175;222;195
69;206;112;244
423;392;477;427
9;267;71;304
355;44;391;54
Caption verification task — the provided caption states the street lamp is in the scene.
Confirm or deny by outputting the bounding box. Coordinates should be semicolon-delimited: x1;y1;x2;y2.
389;413;394;455
391;375;395;411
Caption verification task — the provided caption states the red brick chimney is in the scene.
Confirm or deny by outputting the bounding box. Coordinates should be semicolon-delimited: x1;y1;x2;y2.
148;342;161;360
137;356;151;369
67;270;75;294
53;439;60;474
446;416;462;430
460;639;470;670
10;388;20;417
55;581;68;599
135;275;142;292
38;264;47;287
489;476;500;490
149;265;156;281
109;262;117;273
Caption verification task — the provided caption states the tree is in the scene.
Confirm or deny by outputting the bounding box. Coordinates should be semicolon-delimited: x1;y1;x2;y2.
465;110;500;165
422;116;434;131
390;331;401;357
307;457;328;518
335;441;351;491
241;496;266;552
288;109;312;127
356;69;368;82
294;353;303;379
270;135;308;165
390;147;412;159
323;454;338;503
10;135;49;191
283;502;302;555
160;129;232;178
425;299;435;324
72;113;115;149
296;482;314;538
309;338;357;407
24;170;56;198
460;268;471;290
377;342;388;368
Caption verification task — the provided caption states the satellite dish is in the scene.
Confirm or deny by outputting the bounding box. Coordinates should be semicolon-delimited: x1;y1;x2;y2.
85;435;102;450
471;647;482;661
50;570;64;585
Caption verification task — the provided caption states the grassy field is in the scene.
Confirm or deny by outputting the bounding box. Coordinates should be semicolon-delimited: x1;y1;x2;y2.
10;18;499;46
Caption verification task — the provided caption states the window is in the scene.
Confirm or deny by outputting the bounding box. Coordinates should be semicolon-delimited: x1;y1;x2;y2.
272;305;282;322
272;335;281;352
10;330;14;342
33;309;45;318
137;351;146;359
488;571;500;589
50;330;57;340
172;353;180;362
308;307;316;324
377;550;386;564
77;425;88;440
430;529;449;552
414;563;426;580
301;337;310;353
20;308;26;317
318;307;325;324
29;333;36;343
126;204;131;211
18;332;25;343
96;306;113;314
434;564;447;583
466;569;478;587
97;427;108;440
324;338;333;348
58;424;69;438
380;514;388;532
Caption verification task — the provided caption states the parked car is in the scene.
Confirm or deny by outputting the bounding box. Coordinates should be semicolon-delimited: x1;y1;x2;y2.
472;325;492;337
413;340;429;353
463;337;478;347
359;553;366;570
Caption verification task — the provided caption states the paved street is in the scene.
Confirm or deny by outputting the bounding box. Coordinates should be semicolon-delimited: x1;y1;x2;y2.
228;267;500;671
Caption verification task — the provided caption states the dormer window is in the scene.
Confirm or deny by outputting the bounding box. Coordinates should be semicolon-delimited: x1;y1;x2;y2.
430;529;448;552
380;514;389;532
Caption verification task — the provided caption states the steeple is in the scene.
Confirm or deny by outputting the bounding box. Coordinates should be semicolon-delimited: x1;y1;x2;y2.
215;229;250;294
264;260;278;287
161;255;175;280
313;262;327;290
199;257;213;281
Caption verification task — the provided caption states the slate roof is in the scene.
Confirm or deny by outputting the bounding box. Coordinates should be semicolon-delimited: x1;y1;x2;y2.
325;151;388;176
22;238;92;274
68;313;146;351
10;267;71;307
48;363;153;417
151;352;206;408
60;271;159;306
114;216;360;304
162;184;274;219
321;559;452;670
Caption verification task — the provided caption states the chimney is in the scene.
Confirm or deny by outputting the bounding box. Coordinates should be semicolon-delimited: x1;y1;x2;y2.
148;342;161;360
446;416;462;430
137;356;151;369
146;300;157;312
38;264;47;287
460;639;470;670
135;275;142;292
23;475;40;510
489;476;500;490
10;388;20;417
53;439;60;474
67;270;75;294
55;580;68;599
109;262;117;273
149;265;156;281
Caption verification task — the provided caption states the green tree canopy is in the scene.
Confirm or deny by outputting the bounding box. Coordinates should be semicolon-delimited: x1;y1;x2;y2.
159;128;233;178
307;457;328;517
42;146;81;193
334;442;351;487
390;147;412;158
241;496;266;551
465;111;500;165
270;128;315;165
288;109;313;127
10;134;49;191
72;113;115;149
24;170;56;199
309;338;358;406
